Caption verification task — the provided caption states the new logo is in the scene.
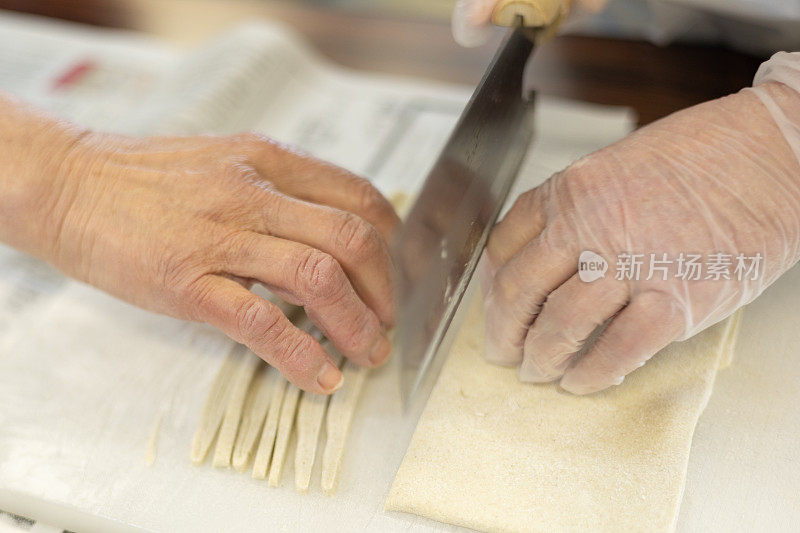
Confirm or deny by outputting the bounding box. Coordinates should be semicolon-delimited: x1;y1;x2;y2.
578;250;607;282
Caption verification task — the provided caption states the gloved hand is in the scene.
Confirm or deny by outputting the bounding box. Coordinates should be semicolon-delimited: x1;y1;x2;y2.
0;92;398;395
482;52;800;394
452;0;608;47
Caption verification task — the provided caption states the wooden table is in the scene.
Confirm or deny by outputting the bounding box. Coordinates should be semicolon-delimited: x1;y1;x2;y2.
0;0;765;125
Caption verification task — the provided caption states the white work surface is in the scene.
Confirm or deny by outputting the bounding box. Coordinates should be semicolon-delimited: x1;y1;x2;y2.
0;11;798;533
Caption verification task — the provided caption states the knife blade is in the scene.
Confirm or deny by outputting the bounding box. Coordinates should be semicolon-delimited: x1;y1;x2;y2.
392;24;536;406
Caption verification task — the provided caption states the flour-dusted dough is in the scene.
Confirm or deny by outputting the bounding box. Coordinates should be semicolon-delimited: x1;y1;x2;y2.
295;348;342;493
268;384;301;486
232;363;278;472
386;295;738;533
320;360;368;496
252;375;288;480
190;347;244;465
213;349;261;468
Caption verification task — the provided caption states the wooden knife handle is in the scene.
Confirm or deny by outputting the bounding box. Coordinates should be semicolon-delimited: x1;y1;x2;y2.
491;0;572;30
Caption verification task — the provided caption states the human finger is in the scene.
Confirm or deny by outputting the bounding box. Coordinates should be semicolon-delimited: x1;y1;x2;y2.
486;184;549;267
260;194;394;325
220;232;390;369
559;291;684;394
519;274;628;382
484;226;577;366
188;275;343;394
242;134;400;242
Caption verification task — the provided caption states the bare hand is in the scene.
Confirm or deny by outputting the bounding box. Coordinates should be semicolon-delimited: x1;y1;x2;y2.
34;130;399;393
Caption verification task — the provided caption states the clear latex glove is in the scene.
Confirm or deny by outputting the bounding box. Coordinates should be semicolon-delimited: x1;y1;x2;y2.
453;0;608;47
751;52;800;165
482;66;800;394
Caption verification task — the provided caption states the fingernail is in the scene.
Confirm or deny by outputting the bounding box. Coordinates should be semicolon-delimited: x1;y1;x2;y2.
317;362;344;392
368;333;392;367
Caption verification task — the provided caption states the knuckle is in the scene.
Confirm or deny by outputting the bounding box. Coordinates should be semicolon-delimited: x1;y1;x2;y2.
523;340;560;374
560;158;592;183
295;249;346;302
338;311;375;353
233;131;271;151
638;289;674;313
160;257;213;315
220;230;254;263
181;276;216;320
533;322;576;355
233;298;282;343
513;185;548;221
492;268;517;301
218;161;258;187
539;225;566;252
538;333;579;369
515;188;539;212
354;179;387;215
270;332;310;372
335;213;380;260
156;249;191;291
528;319;577;362
494;267;542;309
542;287;568;316
540;292;581;338
536;354;565;375
587;343;619;379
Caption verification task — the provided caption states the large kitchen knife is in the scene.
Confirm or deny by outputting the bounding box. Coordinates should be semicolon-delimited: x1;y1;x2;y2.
391;16;545;406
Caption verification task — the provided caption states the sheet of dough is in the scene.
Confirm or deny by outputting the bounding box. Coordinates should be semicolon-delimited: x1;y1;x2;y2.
387;295;738;533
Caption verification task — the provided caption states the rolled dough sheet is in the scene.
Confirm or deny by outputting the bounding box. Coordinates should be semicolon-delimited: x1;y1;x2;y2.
386;296;739;533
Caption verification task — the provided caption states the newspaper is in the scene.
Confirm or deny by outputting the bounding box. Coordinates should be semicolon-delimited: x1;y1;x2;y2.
0;12;174;342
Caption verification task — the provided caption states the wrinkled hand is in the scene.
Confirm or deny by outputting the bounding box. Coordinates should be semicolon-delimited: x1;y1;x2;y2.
483;83;800;394
40;131;399;394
